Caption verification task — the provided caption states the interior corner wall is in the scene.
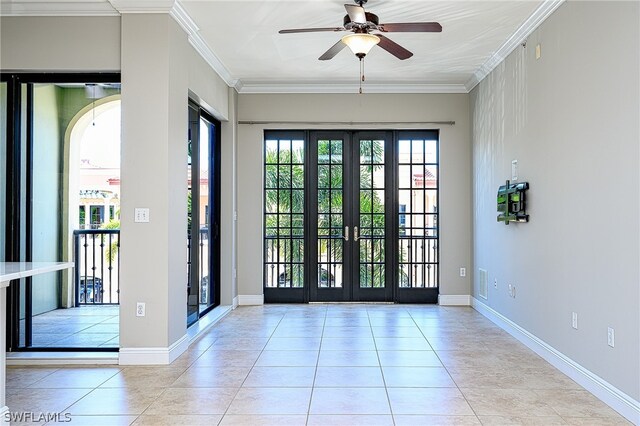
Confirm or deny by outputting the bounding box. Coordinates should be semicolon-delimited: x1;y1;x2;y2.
185;45;236;306
470;0;639;401
219;87;239;306
236;93;472;300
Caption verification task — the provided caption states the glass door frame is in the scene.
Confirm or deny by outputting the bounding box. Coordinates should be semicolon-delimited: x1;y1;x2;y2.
308;131;351;302
307;131;395;302
263;129;439;304
351;130;395;302
394;130;440;304
1;72;121;352
187;100;221;327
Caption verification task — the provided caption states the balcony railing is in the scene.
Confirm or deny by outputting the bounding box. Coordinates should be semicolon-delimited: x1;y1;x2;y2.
73;229;120;306
187;228;210;302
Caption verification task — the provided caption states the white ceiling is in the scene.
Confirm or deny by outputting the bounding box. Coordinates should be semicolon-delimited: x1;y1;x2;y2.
1;0;563;93
181;0;541;90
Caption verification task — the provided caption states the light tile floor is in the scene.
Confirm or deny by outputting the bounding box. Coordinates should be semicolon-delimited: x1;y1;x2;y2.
19;305;119;348
6;304;631;425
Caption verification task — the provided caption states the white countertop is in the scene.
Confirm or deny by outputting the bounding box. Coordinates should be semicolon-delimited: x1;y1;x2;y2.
0;262;74;286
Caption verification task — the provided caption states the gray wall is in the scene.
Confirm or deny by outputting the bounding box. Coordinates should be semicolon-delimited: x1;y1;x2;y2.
470;1;639;400
119;14;236;349
237;93;472;299
0;16;121;71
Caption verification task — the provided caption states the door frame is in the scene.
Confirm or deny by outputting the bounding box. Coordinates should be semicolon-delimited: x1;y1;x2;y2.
263;129;440;304
1;73;121;352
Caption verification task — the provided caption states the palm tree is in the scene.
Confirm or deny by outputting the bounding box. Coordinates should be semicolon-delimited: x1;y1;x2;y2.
265;140;387;288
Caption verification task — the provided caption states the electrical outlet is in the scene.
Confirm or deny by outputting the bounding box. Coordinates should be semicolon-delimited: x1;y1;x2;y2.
460;267;466;277
134;208;150;223
512;286;516;298
535;43;541;59
494;279;498;289
607;327;615;347
572;312;578;329
136;302;146;317
508;284;512;297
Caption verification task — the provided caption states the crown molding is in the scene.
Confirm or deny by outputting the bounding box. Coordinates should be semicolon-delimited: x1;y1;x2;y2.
465;0;565;92
108;0;174;14
236;81;469;94
0;1;119;16
169;1;238;88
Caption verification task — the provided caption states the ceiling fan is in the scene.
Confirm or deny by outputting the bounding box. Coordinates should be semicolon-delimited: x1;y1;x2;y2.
278;0;442;61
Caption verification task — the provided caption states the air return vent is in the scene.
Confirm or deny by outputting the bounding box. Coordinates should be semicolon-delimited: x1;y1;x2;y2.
478;268;488;299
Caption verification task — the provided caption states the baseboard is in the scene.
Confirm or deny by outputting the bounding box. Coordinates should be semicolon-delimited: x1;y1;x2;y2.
233;296;239;309
237;294;264;305
7;352;118;366
472;297;640;424
438;294;472;306
119;334;189;365
186;305;232;342
1;406;9;425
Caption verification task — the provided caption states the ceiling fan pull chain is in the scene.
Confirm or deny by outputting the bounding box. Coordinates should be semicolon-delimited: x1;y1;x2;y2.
359;57;364;94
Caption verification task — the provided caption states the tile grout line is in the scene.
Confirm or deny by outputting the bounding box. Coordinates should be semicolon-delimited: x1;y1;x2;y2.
215;306;285;424
408;307;483;424
305;305;327;425
367;305;396;425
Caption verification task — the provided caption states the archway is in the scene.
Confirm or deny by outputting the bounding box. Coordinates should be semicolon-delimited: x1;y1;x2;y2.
62;96;121;308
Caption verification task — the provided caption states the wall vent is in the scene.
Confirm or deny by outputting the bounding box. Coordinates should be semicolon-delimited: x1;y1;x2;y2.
478;268;488;299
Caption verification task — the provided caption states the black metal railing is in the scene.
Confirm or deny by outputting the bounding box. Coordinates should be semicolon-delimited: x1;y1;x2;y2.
74;229;120;306
187;228;210;302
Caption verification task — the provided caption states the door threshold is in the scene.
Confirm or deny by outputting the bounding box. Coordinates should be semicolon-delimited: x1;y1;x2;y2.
7;351;119;366
309;302;395;304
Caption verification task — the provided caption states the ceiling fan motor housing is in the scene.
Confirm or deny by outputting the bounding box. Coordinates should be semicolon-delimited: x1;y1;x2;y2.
343;12;379;29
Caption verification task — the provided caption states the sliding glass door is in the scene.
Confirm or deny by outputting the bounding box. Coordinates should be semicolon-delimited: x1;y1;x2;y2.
2;74;121;351
187;101;221;326
264;130;439;304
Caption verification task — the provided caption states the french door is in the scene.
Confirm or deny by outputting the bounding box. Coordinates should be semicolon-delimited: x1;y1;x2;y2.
264;130;439;304
309;131;393;302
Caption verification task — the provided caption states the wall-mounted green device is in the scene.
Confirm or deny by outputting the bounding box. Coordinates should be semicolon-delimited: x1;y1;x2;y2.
497;180;529;224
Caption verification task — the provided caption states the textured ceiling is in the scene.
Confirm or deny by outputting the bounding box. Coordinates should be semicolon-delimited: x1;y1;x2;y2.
0;0;546;91
181;0;542;88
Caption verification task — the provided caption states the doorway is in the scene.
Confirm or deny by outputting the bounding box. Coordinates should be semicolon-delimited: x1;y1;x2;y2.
264;130;439;304
1;73;121;351
187;101;221;326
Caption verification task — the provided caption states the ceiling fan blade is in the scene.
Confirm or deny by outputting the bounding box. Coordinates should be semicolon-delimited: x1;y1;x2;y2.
279;27;345;34
344;4;366;24
378;22;442;33
377;34;413;60
319;40;347;60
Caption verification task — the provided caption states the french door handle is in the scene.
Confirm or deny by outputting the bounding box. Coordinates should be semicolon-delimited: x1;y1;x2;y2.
343;226;349;241
354;226;360;242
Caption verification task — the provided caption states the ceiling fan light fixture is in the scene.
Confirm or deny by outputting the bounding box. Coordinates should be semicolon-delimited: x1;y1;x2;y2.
341;33;380;57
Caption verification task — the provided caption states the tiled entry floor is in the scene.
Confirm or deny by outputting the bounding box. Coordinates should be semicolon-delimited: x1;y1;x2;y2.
19;305;119;348
7;304;630;425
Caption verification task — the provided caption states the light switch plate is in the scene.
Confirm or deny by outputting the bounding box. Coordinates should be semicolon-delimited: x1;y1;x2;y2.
134;208;150;223
511;160;518;181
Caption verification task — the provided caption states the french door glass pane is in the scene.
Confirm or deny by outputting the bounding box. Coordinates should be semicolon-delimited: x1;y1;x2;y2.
359;139;385;288
398;138;438;288
317;139;343;288
264;137;305;288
